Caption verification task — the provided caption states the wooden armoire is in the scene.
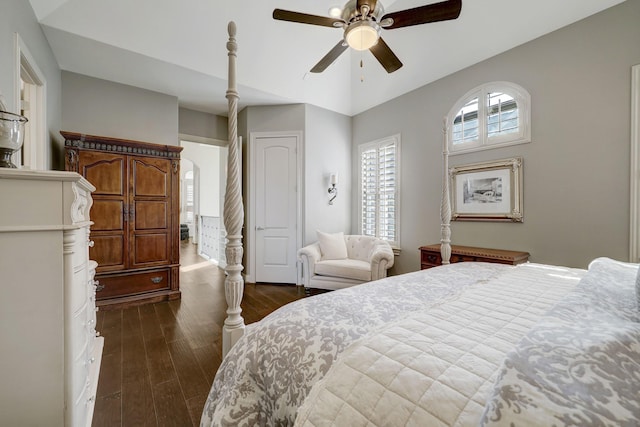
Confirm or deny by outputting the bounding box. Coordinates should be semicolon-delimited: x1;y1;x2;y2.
63;131;183;308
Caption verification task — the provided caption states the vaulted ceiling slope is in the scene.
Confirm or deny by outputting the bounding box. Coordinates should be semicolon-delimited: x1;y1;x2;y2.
29;0;625;116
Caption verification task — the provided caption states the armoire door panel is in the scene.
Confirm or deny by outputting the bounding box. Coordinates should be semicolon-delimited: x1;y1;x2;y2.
133;233;168;265
131;157;169;197
91;235;125;270
90;200;124;231
79;152;126;196
135;201;168;230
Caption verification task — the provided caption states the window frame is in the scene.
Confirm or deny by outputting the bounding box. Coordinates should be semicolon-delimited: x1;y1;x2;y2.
447;81;531;155
184;170;194;223
357;134;401;248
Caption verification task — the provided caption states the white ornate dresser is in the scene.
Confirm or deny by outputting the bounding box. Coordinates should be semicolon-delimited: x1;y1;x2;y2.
0;169;103;426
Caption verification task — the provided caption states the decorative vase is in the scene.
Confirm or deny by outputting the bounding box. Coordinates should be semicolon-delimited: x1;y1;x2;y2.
0;111;28;168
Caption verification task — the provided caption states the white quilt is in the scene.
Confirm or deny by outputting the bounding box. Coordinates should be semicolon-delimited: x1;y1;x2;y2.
202;263;518;426
295;264;584;426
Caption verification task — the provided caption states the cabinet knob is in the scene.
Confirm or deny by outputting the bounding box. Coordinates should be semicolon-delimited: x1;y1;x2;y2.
94;281;105;292
95;331;101;337
87;396;95;404
88;240;95;248
88;357;95;364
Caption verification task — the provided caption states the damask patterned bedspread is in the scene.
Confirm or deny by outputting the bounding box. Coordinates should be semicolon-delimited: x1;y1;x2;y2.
294;263;584;426
481;258;640;426
200;262;514;426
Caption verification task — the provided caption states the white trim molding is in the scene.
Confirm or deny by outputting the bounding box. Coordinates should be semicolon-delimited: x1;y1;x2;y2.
14;33;47;170
630;64;640;263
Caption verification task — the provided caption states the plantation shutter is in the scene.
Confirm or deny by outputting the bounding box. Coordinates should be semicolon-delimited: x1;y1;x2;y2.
360;139;397;243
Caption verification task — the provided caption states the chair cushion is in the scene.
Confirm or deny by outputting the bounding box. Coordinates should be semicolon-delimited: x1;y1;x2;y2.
317;230;348;260
314;259;372;281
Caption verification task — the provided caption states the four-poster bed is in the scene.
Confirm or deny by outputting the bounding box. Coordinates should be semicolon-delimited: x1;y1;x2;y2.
209;21;640;427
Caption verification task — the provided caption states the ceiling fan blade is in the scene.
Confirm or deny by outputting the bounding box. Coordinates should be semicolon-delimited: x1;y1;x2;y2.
310;41;349;73
369;37;403;73
273;9;344;28
381;0;462;29
356;0;378;15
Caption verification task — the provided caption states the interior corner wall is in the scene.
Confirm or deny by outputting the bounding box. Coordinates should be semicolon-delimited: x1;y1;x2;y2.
0;1;62;169
180;141;222;217
353;0;640;274
179;107;228;141
304;104;352;244
61;71;178;145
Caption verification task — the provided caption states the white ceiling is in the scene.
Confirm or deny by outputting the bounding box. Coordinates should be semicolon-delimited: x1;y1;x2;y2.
29;0;625;117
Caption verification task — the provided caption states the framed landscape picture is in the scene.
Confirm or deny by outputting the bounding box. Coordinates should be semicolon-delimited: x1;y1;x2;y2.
450;157;523;222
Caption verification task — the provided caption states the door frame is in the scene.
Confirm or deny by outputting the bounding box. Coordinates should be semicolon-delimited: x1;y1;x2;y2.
246;130;303;284
14;33;47;170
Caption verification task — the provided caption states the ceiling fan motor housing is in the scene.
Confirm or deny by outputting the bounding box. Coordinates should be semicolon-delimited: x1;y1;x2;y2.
340;0;385;23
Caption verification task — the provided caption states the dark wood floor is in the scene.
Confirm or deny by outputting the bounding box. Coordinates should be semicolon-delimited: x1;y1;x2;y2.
92;240;309;426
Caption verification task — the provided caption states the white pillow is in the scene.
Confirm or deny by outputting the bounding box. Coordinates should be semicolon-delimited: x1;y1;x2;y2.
317;231;348;260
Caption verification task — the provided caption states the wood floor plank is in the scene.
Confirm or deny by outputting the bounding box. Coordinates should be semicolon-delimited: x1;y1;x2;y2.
167;339;211;400
152;379;192;427
92;391;122;427
186;394;208;427
192;344;221;386
96;351;121;398
122;377;157;427
122;329;148;385
122;307;143;338
101;309;123;357
139;304;163;342
154;303;188;343
144;336;177;386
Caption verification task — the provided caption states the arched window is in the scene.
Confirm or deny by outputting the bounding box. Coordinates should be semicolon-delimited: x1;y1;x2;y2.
448;82;531;154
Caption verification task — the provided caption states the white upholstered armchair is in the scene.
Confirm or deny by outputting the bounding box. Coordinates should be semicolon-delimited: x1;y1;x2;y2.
298;232;395;291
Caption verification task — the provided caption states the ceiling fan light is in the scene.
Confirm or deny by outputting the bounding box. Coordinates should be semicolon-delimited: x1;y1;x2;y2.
328;6;342;17
345;21;380;51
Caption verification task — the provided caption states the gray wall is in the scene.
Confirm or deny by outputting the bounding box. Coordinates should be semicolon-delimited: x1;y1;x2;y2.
179;107;228;141
62;71;179;146
239;104;352;244
0;0;63;169
304;104;352;243
353;0;640;274
238;104;306;210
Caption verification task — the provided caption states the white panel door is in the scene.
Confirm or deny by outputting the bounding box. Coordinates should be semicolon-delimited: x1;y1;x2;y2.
255;135;298;283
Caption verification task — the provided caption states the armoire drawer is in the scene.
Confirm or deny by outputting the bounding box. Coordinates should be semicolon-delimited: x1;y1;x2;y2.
96;269;170;299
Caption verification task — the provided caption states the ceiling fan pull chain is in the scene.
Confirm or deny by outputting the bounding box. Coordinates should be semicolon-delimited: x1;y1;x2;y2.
360;57;365;83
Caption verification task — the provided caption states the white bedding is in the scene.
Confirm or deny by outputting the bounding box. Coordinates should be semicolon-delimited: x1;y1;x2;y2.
202;263;516;425
294;263;584;426
201;262;591;426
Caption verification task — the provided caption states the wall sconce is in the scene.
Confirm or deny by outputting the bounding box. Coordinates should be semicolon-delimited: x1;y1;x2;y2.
328;173;338;205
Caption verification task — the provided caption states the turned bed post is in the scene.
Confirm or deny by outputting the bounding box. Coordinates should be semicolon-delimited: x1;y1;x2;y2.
441;118;452;264
222;21;245;357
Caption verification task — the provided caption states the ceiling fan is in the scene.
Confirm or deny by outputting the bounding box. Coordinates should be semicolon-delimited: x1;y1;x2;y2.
273;0;462;74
